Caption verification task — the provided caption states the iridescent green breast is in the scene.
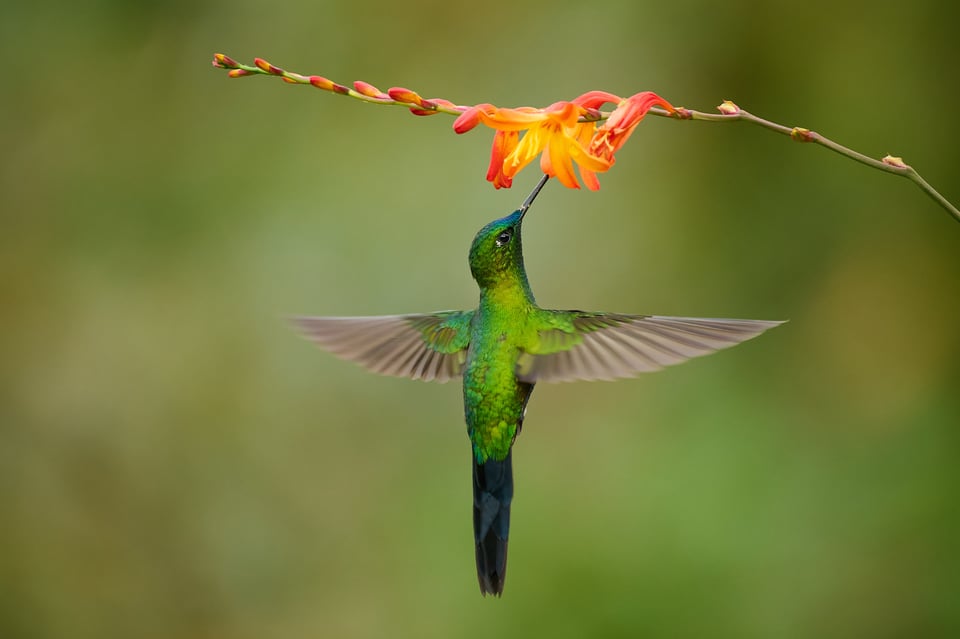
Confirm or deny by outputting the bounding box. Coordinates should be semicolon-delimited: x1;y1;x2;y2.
462;308;530;463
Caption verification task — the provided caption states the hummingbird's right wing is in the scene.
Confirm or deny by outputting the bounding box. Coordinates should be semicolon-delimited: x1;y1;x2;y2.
292;311;474;383
516;312;783;383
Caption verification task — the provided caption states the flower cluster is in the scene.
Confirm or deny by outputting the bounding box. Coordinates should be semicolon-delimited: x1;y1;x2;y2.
454;91;675;190
209;54;960;223
212;54;674;190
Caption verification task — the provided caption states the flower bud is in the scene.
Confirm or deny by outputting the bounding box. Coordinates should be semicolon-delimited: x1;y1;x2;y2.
354;81;389;99
717;100;740;115
388;87;423;105
213;53;238;68
882;154;909;169
254;58;283;75
309;76;335;91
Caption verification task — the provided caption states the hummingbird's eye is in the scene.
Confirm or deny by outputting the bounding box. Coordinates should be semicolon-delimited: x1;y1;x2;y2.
495;230;512;247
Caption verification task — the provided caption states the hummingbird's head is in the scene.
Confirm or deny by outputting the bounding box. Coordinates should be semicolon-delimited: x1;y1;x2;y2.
468;208;526;288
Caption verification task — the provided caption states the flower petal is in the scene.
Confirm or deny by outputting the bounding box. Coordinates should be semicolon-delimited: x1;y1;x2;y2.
486;130;519;189
477;106;549;131
503;125;549;178
568;140;613;173
579;167;601;191
543;130;580;189
572;90;622;110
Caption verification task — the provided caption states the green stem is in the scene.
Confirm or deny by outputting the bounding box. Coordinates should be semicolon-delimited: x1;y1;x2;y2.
647;106;960;224
219;59;466;117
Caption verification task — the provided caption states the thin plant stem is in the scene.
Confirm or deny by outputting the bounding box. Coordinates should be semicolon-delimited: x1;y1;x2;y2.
647;106;959;224
212;54;959;224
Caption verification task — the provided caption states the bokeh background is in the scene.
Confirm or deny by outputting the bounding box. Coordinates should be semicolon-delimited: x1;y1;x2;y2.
3;1;959;637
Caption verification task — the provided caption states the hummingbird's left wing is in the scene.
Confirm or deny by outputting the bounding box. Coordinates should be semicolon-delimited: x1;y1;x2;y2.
292;311;474;383
516;312;783;383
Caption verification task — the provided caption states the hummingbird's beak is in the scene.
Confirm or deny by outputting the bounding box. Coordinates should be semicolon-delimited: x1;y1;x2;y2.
518;174;550;221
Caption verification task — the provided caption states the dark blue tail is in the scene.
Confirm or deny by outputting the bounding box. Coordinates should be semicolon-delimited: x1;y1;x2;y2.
473;449;513;596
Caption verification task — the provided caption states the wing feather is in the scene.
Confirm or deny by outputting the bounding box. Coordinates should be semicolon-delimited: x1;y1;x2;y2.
519;314;783;383
292;311;473;383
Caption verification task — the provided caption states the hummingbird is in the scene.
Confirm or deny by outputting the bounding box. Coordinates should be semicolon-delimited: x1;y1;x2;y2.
293;176;782;596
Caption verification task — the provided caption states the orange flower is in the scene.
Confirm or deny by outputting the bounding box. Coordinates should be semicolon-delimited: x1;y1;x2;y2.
455;98;613;190
589;91;675;165
455;90;672;190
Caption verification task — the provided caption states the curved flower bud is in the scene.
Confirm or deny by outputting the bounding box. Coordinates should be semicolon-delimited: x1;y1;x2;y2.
309;75;335;91
354;81;389;99
453;104;493;134
254;58;284;75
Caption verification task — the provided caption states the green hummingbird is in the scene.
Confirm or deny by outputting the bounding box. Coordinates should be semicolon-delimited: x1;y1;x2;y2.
293;178;782;596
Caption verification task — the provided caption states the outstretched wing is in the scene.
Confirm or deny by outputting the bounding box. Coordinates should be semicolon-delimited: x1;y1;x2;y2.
517;313;783;383
292;311;474;383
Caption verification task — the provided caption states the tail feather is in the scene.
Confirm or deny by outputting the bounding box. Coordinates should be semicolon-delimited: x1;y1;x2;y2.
473;449;513;596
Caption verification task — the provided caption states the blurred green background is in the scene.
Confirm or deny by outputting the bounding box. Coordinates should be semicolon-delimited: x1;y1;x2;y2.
2;1;959;637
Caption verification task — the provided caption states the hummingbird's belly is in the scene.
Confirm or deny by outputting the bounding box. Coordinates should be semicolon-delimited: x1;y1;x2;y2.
462;344;528;463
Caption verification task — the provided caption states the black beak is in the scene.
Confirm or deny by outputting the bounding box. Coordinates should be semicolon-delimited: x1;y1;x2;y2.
518;174;550;221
